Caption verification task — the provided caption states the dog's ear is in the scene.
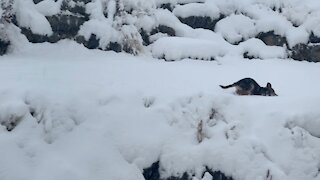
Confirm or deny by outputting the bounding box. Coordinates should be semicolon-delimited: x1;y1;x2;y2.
266;82;272;88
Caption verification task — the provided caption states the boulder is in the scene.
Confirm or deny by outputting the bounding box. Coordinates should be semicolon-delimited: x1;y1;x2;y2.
291;44;320;62
178;15;224;31
0;39;9;55
256;31;287;47
21;13;87;43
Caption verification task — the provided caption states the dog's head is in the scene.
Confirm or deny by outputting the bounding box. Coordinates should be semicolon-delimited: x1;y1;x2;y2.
265;83;277;96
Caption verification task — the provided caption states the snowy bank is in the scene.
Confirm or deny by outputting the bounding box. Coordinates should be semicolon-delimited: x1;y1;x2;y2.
0;41;319;180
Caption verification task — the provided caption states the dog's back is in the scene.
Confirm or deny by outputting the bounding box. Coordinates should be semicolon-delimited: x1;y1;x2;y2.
220;78;277;96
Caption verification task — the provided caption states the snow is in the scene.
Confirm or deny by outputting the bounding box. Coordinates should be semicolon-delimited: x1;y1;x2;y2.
3;0;320;179
173;2;220;20
107;0;116;22
121;0;155;11
35;0;62;16
215;14;256;44
14;0;53;35
0;40;320;180
286;27;309;48
78;19;121;48
238;38;287;59
151;37;286;61
151;37;228;61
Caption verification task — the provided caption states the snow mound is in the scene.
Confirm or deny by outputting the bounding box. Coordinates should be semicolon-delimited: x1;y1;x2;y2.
239;38;287;59
15;0;53;35
173;2;220;20
215;14;256;44
78;19;121;49
152;36;286;61
35;0;62;16
151;37;227;61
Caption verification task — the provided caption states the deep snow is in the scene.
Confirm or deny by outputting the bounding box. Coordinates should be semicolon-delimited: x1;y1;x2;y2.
0;40;319;180
1;0;320;179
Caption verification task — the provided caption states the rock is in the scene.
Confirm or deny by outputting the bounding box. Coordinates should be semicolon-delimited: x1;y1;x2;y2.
309;33;320;44
151;25;176;37
75;34;122;52
143;161;160;180
243;52;255;60
107;42;122;52
47;14;87;39
0;39;10;55
291;44;320;62
178;15;224;31
33;0;44;4
75;34;100;49
139;28;150;45
20;27;50;43
139;25;175;46
256;31;287;47
21;14;87;43
159;3;174;11
61;0;89;18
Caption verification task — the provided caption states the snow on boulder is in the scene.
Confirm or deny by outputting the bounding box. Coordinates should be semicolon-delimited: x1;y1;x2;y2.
151;37;228;61
154;9;190;36
286;26;309;48
303;11;320;38
85;0;108;20
15;0;53;36
173;2;220;20
239;38;287;59
215;14;256;44
35;0;62;16
78;19;121;49
121;0;156;11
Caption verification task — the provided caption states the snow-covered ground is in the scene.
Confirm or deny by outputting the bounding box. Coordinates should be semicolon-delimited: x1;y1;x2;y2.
0;40;320;180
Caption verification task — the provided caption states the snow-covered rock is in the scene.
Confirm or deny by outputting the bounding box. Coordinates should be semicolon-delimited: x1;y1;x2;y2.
2;0;320;61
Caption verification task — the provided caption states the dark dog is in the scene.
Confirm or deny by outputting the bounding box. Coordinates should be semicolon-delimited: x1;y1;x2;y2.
220;78;277;96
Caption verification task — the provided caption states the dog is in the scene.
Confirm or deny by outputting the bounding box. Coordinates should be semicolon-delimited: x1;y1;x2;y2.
220;78;277;96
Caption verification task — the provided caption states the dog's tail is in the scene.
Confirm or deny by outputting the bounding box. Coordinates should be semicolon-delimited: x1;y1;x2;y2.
219;84;234;89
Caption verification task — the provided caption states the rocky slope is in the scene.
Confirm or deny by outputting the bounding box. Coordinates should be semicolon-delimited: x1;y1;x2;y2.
0;0;320;62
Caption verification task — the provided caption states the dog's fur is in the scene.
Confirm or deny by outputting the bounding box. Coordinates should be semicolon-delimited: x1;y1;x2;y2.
220;78;277;96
